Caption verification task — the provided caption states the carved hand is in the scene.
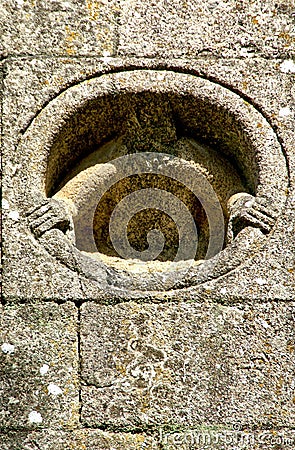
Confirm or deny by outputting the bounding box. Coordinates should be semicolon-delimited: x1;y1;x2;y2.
227;193;276;242
26;198;73;239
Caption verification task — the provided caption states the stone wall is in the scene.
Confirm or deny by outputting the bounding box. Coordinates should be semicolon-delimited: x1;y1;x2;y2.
1;1;295;449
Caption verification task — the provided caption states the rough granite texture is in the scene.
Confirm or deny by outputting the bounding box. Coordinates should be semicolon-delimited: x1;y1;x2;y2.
0;303;79;430
0;430;158;450
2;59;294;301
1;0;295;449
80;301;295;429
0;0;294;59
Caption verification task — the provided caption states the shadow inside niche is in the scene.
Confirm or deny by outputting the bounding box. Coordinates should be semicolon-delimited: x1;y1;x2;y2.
46;91;255;264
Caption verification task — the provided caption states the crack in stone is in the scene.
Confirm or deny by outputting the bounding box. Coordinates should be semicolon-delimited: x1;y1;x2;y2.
31;440;42;450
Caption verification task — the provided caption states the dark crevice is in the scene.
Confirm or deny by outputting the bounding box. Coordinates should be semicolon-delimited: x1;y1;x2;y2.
5;297;68;305
81;423;157;434
2;290;295;308
66;422;295;434
31;440;42;450
113;6;121;57
1;424;295;434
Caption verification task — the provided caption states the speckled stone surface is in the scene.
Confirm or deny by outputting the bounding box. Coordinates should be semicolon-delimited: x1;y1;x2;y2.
0;429;158;450
0;0;119;58
1;429;295;449
80;301;295;429
2;58;295;301
1;0;294;59
1;0;295;448
0;303;79;430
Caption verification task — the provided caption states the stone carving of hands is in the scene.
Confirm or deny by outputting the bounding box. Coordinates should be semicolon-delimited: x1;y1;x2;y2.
227;193;276;243
26;198;75;242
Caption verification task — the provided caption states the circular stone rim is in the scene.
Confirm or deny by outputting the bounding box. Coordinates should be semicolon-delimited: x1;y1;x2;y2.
17;69;289;294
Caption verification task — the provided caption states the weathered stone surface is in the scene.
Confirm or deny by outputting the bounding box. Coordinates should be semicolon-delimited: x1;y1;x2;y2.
1;1;295;59
0;302;79;430
159;429;295;449
2;58;295;301
119;0;295;59
0;0;118;58
80;301;295;429
1;0;295;446
0;430;158;450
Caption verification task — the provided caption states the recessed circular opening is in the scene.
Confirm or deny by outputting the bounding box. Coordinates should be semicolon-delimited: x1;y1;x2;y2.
46;90;255;198
21;70;288;291
47;89;255;264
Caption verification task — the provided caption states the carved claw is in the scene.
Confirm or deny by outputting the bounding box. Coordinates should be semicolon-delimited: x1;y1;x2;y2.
26;198;73;239
227;193;276;243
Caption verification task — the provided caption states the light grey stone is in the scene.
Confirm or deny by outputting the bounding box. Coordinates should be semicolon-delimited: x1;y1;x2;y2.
0;0;118;58
80;301;295;429
0;303;79;430
0;430;158;449
1;1;295;59
2;60;294;301
118;0;295;59
1;0;295;446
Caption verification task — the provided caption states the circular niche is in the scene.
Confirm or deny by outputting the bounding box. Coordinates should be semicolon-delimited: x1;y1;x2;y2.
21;70;289;293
